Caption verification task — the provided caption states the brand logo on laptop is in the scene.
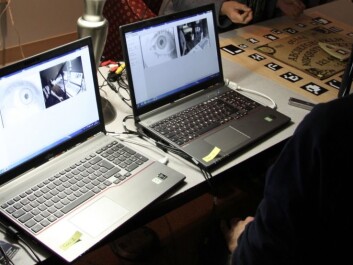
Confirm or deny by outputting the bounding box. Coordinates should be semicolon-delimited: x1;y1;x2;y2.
152;173;168;184
264;115;276;122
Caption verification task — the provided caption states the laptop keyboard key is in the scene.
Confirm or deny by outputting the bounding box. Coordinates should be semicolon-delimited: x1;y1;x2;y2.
19;213;33;223
61;191;95;214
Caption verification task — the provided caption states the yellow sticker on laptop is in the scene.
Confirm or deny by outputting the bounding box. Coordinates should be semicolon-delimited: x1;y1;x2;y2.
60;231;82;251
203;147;221;162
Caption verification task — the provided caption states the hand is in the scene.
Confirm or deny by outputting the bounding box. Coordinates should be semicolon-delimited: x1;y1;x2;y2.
221;216;254;253
220;1;253;25
277;0;306;17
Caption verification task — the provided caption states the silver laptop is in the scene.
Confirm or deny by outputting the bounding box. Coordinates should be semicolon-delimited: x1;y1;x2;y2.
0;37;185;263
120;4;291;169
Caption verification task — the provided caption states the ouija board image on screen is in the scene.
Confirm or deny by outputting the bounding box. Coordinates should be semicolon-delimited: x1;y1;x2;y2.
255;27;353;80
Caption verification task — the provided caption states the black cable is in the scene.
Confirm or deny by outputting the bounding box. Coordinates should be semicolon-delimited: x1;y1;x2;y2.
110;115;218;197
4;225;41;264
98;68;118;93
98;67;132;108
0;245;14;265
17;234;41;264
136;127;189;157
122;115;138;135
115;69;131;107
0;222;15;265
133;126;218;195
117;70;130;96
200;167;217;197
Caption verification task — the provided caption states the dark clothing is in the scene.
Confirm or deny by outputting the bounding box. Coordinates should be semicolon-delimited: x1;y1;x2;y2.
159;0;278;28
232;94;353;264
159;0;333;31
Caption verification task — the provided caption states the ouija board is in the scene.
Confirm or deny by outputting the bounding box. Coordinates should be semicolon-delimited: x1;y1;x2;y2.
255;27;352;80
220;11;353;104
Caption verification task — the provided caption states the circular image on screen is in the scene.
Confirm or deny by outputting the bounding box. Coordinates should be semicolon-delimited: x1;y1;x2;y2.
0;81;44;128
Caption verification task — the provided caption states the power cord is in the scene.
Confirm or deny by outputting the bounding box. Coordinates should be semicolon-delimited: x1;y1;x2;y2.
224;78;277;109
135;130;219;196
0;244;14;265
6;226;42;264
0;221;41;264
121;114;138;135
98;67;132;108
108;114;218;195
123;123;218;195
108;115;170;164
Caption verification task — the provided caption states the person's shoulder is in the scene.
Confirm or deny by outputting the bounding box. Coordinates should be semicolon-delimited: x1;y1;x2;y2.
295;95;353;136
311;94;353;120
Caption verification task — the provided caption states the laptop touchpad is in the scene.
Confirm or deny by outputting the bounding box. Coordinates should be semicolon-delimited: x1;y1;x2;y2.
70;196;129;237
204;127;249;153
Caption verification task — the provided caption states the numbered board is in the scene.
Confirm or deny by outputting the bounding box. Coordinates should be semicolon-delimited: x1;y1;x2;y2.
220;12;353;103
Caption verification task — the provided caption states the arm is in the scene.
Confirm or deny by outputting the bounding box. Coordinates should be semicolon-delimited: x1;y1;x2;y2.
220;1;252;25
227;108;324;264
160;0;253;28
222;216;254;253
242;0;305;22
227;95;353;264
276;0;305;17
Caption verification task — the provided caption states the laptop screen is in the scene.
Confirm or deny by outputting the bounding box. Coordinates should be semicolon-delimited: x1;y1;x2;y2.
120;4;223;116
0;37;103;183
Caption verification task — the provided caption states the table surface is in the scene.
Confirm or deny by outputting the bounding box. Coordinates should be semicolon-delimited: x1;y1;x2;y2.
2;1;352;264
220;1;353;104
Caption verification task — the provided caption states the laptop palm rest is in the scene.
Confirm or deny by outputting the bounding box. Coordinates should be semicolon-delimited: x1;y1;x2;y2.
182;126;250;166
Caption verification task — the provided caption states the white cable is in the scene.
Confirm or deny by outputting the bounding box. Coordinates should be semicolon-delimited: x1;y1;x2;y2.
224;78;277;109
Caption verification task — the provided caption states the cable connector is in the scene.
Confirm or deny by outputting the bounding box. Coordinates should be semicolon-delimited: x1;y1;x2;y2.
224;79;239;90
106;79;118;93
115;63;126;75
224;78;277;109
6;226;20;240
158;156;169;165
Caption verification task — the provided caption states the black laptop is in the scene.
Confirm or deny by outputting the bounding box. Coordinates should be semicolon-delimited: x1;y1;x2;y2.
120;4;291;169
0;37;185;262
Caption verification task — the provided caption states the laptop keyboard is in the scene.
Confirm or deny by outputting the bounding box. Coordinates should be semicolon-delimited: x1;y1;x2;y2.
1;141;148;234
150;90;260;146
